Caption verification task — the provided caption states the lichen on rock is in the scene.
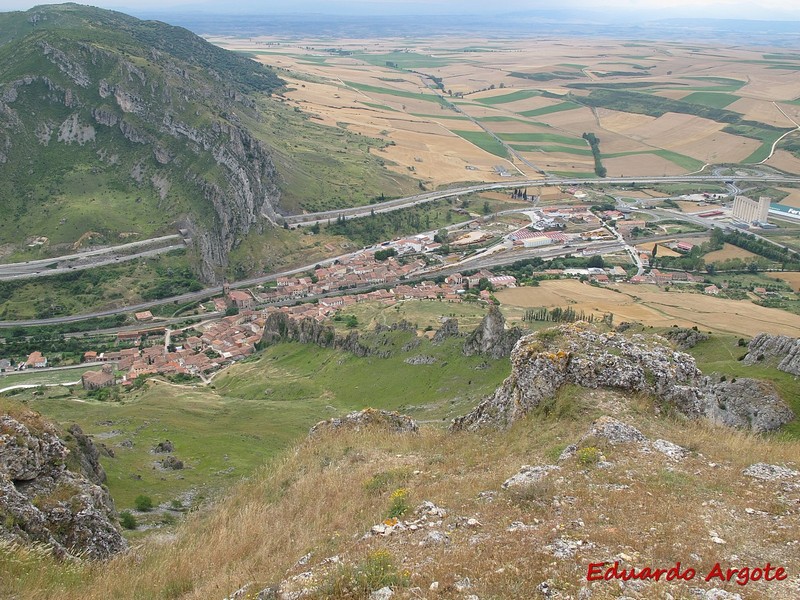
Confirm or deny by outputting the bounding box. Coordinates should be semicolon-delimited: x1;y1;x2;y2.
0;412;126;560
452;323;794;433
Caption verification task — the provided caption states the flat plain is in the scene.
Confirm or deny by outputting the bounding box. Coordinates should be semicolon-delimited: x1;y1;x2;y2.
212;36;800;187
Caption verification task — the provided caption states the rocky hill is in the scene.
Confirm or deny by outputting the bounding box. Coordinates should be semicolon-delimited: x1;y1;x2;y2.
2;323;800;598
453;322;794;432
0;408;126;560
5;391;798;599
462;305;524;359
0;4;283;281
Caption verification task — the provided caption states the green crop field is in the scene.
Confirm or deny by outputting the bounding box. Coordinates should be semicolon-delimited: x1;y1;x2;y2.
721;124;788;163
680;76;747;92
605;149;705;171
411;113;470;120
353;51;454;69
519;102;581;118
512;144;594;156
680;92;740;109
344;81;444;103
475;90;541;105
451;130;509;158
363;102;399;112
498;132;586;146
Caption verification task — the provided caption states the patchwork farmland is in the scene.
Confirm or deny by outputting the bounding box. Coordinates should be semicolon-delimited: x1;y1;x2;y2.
214;36;800;187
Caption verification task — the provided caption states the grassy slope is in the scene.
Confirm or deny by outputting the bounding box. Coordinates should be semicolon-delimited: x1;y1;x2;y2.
16;333;511;510
4;384;799;600
246;98;420;215
0;250;198;320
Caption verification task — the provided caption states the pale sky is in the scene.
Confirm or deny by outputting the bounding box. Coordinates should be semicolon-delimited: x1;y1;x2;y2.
0;0;798;20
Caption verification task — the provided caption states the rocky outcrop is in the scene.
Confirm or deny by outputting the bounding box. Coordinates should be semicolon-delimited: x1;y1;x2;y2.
432;318;460;344
661;327;710;349
309;409;419;436
462;305;524;359
700;376;794;432
452;323;794;432
152;440;174;454
744;333;800;375
0;412;126;560
65;424;106;485
404;355;437;365
742;463;799;481
260;313;392;359
374;320;416;334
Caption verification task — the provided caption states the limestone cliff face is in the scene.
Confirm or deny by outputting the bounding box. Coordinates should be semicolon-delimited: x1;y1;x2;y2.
0;412;126;560
261;313;388;358
0;5;284;282
744;333;800;376
452;323;794;433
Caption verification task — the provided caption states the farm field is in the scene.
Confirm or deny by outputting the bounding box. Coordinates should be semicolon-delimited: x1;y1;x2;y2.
766;271;800;291
212;36;800;186
496;280;800;337
776;186;800;208
704;243;762;263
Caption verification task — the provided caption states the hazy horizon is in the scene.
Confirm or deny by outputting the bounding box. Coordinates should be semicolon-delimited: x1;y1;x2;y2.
2;0;800;21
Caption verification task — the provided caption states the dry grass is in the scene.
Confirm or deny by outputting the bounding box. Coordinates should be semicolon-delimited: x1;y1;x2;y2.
766;271;800;291
704;243;762;263
775;188;800;209
496;281;800;337
4;386;799;600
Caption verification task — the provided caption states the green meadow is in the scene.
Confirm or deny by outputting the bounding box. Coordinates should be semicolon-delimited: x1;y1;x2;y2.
11;334;511;510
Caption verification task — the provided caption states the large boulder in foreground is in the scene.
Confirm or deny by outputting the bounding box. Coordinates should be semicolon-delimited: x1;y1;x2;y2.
452;323;794;433
0;412;126;560
701;377;794;433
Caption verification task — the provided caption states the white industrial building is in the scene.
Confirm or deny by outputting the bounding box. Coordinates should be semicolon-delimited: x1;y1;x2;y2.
522;236;553;248
732;195;770;223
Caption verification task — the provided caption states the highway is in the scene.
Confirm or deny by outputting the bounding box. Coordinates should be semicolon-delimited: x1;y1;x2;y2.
2;168;797;329
283;173;800;227
0;228;704;330
0;235;185;280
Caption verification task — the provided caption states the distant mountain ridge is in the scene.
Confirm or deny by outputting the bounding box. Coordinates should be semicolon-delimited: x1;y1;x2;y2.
0;3;284;281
